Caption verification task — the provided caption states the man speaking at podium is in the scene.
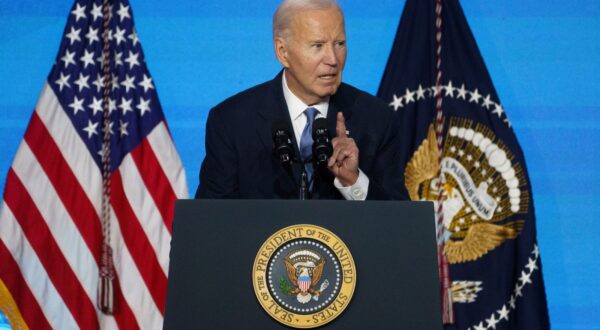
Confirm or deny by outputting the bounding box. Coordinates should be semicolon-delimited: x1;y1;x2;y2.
195;0;405;200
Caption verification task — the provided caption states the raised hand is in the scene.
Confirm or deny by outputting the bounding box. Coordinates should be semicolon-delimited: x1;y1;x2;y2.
327;112;359;186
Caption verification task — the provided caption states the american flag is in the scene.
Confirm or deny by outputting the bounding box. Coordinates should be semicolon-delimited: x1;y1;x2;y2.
0;0;187;329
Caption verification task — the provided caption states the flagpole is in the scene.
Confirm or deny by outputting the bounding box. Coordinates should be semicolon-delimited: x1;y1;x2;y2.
434;0;454;324
98;0;115;315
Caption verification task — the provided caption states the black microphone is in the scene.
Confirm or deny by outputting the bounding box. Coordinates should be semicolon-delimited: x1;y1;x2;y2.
272;120;294;167
312;118;332;167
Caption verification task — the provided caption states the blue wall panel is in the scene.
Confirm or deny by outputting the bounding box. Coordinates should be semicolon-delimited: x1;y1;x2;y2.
0;1;598;328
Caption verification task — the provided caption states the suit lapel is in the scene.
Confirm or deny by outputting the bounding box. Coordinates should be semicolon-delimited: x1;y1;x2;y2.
256;71;301;154
256;71;302;198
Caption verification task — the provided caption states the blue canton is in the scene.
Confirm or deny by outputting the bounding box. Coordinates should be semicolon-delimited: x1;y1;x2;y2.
48;0;164;172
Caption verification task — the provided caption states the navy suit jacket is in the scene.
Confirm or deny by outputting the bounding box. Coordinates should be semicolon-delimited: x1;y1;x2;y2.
195;71;407;200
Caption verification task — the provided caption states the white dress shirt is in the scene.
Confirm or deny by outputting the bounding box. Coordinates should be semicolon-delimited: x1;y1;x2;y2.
281;72;369;200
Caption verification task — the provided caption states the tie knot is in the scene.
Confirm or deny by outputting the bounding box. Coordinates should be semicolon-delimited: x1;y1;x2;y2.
304;107;318;124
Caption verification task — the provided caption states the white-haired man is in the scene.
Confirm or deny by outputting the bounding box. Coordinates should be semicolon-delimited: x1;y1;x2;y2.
196;0;405;200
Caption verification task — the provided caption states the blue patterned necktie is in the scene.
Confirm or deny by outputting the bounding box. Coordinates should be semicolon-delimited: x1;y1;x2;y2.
299;107;319;184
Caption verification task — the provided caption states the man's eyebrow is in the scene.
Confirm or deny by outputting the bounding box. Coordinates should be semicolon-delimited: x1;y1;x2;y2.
308;39;346;43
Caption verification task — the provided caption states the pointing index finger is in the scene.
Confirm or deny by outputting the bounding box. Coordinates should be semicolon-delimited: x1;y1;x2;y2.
336;112;347;138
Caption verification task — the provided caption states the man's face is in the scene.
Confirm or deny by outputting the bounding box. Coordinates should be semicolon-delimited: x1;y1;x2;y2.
276;7;347;105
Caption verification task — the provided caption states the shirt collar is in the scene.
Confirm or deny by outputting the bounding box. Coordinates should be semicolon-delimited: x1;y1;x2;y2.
282;70;329;121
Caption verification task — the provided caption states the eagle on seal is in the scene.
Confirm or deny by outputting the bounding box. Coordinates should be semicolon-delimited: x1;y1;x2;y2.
405;123;523;263
283;250;327;304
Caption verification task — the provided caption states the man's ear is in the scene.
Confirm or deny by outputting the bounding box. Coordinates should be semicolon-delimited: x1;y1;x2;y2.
274;37;290;68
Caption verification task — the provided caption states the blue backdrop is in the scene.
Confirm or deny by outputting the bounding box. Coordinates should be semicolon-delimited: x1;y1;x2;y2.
0;1;598;329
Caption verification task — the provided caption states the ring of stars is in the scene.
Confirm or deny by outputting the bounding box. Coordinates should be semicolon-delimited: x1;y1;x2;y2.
388;82;511;127
267;239;341;314
466;245;541;330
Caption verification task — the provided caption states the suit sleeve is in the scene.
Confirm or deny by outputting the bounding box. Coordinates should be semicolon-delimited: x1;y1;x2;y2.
195;107;240;199
366;109;410;200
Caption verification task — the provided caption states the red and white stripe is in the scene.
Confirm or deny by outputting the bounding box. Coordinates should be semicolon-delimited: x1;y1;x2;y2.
299;279;311;293
0;83;187;329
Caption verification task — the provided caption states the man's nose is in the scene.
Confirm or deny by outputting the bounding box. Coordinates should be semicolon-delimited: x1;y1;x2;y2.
323;44;339;66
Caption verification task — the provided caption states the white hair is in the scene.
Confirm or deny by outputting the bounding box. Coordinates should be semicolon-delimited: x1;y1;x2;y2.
273;0;342;40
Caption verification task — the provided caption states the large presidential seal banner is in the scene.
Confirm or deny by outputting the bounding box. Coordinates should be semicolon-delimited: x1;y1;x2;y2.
377;0;549;328
253;224;356;328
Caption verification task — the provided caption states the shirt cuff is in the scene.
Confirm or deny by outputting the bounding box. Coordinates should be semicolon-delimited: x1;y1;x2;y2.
333;169;369;200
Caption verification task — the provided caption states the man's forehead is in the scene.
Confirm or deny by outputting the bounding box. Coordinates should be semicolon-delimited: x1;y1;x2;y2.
289;8;345;38
299;7;342;20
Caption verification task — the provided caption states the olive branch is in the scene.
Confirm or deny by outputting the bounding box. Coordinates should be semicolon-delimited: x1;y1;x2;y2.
279;276;293;295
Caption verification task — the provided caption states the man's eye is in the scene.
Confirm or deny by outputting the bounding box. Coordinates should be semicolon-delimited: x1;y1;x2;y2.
336;41;346;47
313;43;323;49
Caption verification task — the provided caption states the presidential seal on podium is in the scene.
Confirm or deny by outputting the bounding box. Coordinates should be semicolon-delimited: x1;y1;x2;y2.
252;224;356;328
